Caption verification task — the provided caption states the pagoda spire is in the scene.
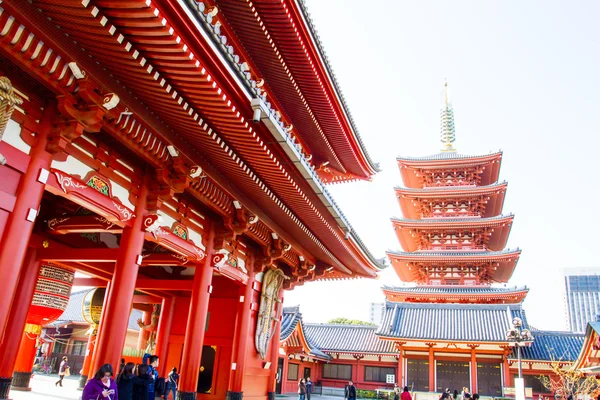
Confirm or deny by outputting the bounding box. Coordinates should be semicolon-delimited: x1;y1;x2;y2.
440;81;456;153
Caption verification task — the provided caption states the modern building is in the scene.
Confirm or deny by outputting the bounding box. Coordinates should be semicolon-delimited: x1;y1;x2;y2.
563;268;600;333
369;303;385;325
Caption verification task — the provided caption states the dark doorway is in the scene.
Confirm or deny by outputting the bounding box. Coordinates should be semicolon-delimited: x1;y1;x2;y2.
478;363;502;396
406;359;430;391
276;358;284;394
436;360;470;393
197;346;217;394
304;367;311;379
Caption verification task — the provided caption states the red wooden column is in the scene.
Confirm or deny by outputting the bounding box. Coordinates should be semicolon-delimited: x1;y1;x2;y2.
267;290;285;400
0;248;40;398
89;283;111;379
469;345;478;393
11;332;38;391
281;355;289;394
78;328;97;389
0;103;56;340
155;297;175;376
227;268;256;400
427;344;435;392
502;350;513;388
397;353;403;387
137;310;152;350
91;182;148;373
177;227;215;400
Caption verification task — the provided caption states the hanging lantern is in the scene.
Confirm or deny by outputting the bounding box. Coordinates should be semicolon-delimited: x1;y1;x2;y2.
27;263;75;329
82;288;106;334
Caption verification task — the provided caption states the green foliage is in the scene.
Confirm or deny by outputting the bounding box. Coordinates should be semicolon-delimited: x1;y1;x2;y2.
357;389;380;399
327;317;377;326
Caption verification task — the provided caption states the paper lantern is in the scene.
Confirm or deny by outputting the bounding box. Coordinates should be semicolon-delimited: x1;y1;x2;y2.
82;287;106;326
27;263;74;327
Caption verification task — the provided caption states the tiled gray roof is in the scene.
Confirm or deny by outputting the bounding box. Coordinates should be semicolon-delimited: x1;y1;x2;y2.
304;324;396;354
397;151;502;162
382;285;528;295
52;289;142;331
514;331;585;362
386;249;521;258
281;306;331;360
377;302;529;342
391;214;514;224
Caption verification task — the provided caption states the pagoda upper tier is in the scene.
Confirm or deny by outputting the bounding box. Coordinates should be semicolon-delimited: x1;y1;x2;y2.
387;249;521;285
392;214;514;252
397;151;503;189
395;182;507;219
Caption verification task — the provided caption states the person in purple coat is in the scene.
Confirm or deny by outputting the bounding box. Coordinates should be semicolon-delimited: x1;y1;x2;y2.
82;364;118;400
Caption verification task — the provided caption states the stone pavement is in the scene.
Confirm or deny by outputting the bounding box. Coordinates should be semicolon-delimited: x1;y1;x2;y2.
10;374;82;400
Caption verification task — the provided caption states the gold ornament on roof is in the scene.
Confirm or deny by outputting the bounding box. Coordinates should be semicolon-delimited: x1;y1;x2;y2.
0;77;24;165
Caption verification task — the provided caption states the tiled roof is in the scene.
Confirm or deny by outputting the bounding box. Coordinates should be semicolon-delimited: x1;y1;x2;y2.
281;306;331;360
377;302;528;342
304;324;396;354
51;289;142;331
397;151;502;162
391;214;514;224
382;285;528;295
514;331;585;362
386;249;521;258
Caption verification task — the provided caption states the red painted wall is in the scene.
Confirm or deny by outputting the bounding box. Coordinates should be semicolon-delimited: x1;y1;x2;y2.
318;359;397;391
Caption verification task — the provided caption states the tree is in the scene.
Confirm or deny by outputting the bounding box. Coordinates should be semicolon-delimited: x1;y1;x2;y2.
327;317;376;326
538;360;599;399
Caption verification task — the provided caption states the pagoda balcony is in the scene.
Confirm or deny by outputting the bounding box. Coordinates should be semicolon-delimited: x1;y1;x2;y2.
392;215;514;252
395;182;507;219
397;151;502;189
381;284;529;304
386;249;521;285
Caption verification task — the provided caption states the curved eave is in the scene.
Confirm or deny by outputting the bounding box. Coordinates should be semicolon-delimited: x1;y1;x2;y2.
572;323;600;370
391;215;514;252
382;289;529;304
376;335;511;346
397;151;503;163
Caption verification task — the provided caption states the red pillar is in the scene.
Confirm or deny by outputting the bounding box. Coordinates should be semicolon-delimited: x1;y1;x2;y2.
397;350;404;387
78;330;97;389
268;290;285;398
0;248;40;397
89;283;111;379
503;353;513;388
0;103;55;341
470;348;478;393
177;227;215;400
228;270;256;396
281;355;289;394
137;310;152;350
428;345;435;392
91;182;148;373
11;331;38;391
155;297;175;376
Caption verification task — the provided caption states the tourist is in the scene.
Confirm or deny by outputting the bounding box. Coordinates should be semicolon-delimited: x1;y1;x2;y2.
133;364;153;400
472;394;479;400
401;386;412;400
440;392;450;400
165;367;179;400
82;364;118;400
462;387;471;400
453;390;459;400
142;354;160;400
306;377;313;400
393;384;400;400
117;362;136;400
55;356;69;387
298;378;307;400
345;380;357;400
119;358;126;375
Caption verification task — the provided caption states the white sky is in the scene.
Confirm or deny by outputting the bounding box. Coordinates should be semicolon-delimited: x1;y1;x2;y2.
284;0;600;331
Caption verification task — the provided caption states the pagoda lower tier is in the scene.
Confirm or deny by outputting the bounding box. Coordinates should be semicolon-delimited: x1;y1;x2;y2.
395;182;507;219
382;285;529;304
392;214;514;252
386;249;521;285
397;151;503;189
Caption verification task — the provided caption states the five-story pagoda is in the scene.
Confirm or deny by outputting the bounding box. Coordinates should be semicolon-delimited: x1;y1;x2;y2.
377;84;528;397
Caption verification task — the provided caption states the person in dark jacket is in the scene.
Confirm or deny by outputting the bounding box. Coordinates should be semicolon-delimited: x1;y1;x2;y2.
305;377;313;400
55;356;69;387
298;378;307;400
82;363;118;400
133;364;153;400
165;367;179;400
142;354;159;400
345;381;356;400
117;362;136;400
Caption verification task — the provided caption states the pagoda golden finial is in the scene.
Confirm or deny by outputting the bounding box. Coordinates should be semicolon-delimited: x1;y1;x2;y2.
440;80;456;153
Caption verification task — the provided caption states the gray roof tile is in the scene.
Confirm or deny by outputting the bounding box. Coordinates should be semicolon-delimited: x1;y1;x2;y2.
382;285;528;295
397;151;502;162
304;324;396;354
514;331;584;362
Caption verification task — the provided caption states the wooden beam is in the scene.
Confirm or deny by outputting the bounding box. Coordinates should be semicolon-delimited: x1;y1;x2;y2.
38;248;118;262
73;276;193;291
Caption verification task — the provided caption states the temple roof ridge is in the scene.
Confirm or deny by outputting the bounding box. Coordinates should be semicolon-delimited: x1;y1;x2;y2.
394;180;507;192
391;213;514;224
381;284;528;294
386;248;521;257
396;150;503;162
382;300;525;310
304;322;378;329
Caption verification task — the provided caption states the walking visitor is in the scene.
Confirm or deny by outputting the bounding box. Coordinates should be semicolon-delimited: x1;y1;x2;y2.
55;356;69;387
165;367;179;400
345;380;357;400
401;386;412;400
82;363;118;400
298;378;307;400
393;384;400;400
117;362;137;400
133;364;153;400
306;377;313;400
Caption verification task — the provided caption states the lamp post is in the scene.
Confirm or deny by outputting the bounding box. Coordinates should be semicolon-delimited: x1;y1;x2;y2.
506;317;533;400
